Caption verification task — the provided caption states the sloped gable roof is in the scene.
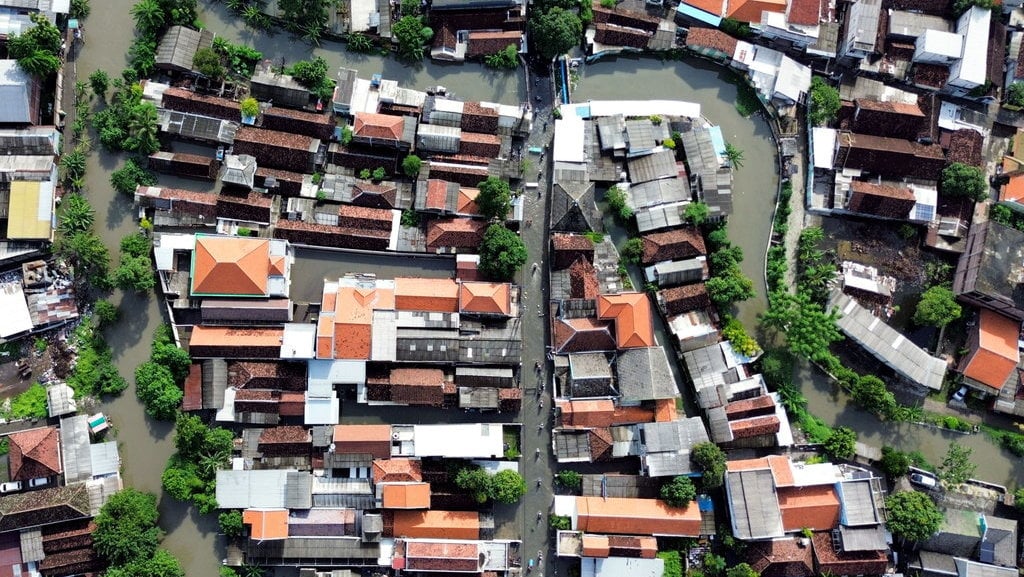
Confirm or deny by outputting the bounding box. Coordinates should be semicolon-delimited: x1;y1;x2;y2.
597;293;655;349
961;309;1019;389
727;0;786;22
8;427;61;481
354;112;407;140
191;236;270;296
373;459;423;483
459;282;511;315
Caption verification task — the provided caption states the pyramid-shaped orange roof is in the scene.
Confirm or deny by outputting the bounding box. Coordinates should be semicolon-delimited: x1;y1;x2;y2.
459;282;511;315
8;427;61;481
191;236;270;296
354;112;406;141
597;293;655;349
457;187;480;215
726;0;786;22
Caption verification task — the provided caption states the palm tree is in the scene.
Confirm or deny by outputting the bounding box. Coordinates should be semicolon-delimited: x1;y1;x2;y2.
57;194;95;236
130;0;165;34
126;103;160;154
16;51;60;77
59;149;87;184
725;142;744;170
225;0;246;11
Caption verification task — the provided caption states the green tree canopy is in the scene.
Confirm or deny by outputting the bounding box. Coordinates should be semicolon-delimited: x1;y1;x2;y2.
402;155;422;178
94;299;119;328
691;442;727;489
393;15;433;60
130;0;166;34
488;469;527;504
1007;82;1024;108
113;254;155;292
476;177;512;221
879;446;912;478
556;470;582;490
57;231;110;284
529;7;582;60
484;44;519;70
94;488;162;565
192;47;225;80
809;76;840;126
938;442;976;487
240;97;260;118
659;476;696;508
219;510;245;537
761;291;842;362
706;269;755;309
941;162;989;202
621;237;643;265
121;232;152;259
726;563;759;577
823;426;857;460
913;285;962;327
110;158;157;195
58;194;95;237
605;185;633;222
685;202;710;226
885;490;943;542
455;466;492;503
152;342;191;383
8;13;62;77
161;465;203;501
105;549;183;577
479;224;527;281
89;69;110;99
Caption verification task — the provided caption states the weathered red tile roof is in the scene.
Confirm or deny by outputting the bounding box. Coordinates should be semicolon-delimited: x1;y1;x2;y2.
426;218;487;250
847;180;916;218
373;458;423;484
552;317;617;354
855;99;924;117
459;132;501;157
354;112;406;141
731;415;782;439
227;361;306;391
337;204;394;231
912;63;949;89
258;425;311;445
659;283;711;316
8;427;61;481
641;227;706;265
747;538;815;577
811;531;889;574
787;0;820;25
569;258;600;300
466;31;522;58
945;129;984;167
685;27;738;55
778;485;841;531
594;23;650;49
552;233;595;251
593;4;660;31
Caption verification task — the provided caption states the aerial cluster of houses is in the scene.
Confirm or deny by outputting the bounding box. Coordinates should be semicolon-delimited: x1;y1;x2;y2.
0;393;123;577
215;422;520;570
134;50;530;254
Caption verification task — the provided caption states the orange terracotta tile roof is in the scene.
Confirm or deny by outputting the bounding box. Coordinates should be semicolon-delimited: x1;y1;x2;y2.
961;309;1020;390
383;483;431;509
684;0;726;16
581;535;659;558
582;534;612;557
269;255;287;276
777;485;841;531
726;0;786;22
8;427;61;481
1000;161;1024;203
654;398;678;422
322;282;395;360
597;293;655;349
457;186;480;215
191;236;271;296
189;326;284;347
243;509;289;540
395;277;459;313
392;510;480;540
426;218;487;250
334;424;392;443
557;399;616;427
354;112;406;141
575;497;701;536
424;179;450;210
459;281;511;315
390;368;445;386
727;455;795;487
373;458;423;483
787;0;820;25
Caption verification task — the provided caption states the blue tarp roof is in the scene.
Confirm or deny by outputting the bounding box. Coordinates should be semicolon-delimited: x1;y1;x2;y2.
676;3;722;27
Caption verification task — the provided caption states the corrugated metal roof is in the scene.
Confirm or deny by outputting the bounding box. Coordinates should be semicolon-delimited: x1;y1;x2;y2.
59;415;92;483
88;441;120;477
0;60;31;123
